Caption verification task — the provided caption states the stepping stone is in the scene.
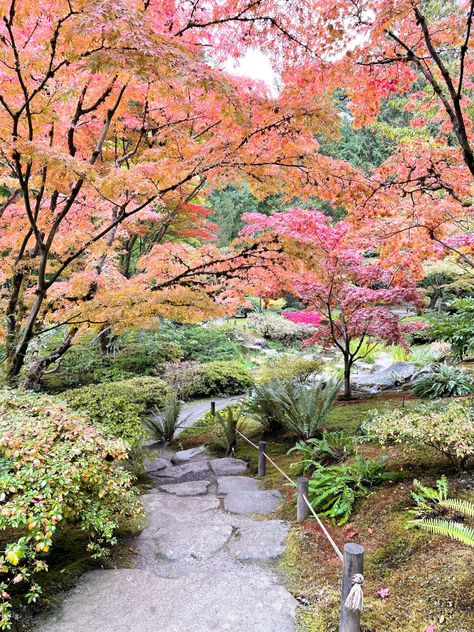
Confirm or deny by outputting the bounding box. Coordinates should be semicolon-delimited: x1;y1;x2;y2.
156;522;233;561
151;460;210;482
229;521;289;561
144;457;169;473
217;476;259;495
142;494;220;528
224;490;282;515
158;480;211;496
34;567;297;632
172;446;207;464
209;457;247;476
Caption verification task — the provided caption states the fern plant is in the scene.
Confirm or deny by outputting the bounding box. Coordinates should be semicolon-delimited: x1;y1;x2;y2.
408;477;474;548
307;456;397;525
411;363;473;398
211;406;239;455
288;431;355;475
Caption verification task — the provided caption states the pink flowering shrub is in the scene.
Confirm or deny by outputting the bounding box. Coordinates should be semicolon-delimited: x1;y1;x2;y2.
0;390;142;628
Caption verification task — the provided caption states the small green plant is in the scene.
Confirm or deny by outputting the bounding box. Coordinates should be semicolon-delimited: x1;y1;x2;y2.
386;344;412;362
408;477;474;548
411;363;473;398
307;456;395;525
350;339;379;364
288;431;355;474
144;394;183;442
211;406;240;455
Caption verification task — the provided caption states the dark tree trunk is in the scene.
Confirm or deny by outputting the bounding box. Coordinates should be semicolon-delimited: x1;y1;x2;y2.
343;355;352;399
23;328;78;390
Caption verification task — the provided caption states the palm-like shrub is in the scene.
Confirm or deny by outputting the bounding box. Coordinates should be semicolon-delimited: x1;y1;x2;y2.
247;377;341;440
144;394;183;442
411;363;473;398
211;406;239;455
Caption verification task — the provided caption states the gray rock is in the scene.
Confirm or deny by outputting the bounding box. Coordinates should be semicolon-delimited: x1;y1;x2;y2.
224;490;282;515
210;457;248;476
172;446;207;463
34;566;297;632
141;494;220;527
143;457;169;473
217;476;259;495
156;522;233;560
150;460;210;482
158;480;211;496
229;521;289;561
353;361;418;393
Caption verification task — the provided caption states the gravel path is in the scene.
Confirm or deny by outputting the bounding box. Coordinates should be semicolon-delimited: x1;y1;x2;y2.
34;447;296;632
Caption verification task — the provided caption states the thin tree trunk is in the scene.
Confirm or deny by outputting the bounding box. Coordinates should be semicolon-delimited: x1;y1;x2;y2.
343;355;352;399
23;328;78;390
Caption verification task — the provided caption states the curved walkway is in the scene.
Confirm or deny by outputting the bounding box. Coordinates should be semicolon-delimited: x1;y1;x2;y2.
35;448;296;632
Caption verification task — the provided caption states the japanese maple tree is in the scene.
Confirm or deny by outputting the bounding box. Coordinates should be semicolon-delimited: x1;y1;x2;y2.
0;0;346;387
242;207;423;398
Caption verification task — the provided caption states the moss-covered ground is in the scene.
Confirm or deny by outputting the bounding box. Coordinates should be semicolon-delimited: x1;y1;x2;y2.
180;394;474;632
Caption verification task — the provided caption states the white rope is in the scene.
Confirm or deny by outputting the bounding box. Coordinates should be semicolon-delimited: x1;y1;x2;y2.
344;573;364;612
235;429;297;487
235;428;343;562
301;493;343;562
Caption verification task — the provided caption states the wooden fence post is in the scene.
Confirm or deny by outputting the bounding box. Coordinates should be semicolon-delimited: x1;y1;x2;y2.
297;477;309;522
210;401;216;416
258;441;266;477
339;542;364;632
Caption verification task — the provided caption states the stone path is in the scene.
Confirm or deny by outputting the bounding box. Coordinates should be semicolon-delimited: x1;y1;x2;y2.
35;448;296;632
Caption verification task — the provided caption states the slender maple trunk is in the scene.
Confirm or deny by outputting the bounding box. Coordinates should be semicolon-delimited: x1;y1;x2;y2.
343;353;352;400
23;328;78;390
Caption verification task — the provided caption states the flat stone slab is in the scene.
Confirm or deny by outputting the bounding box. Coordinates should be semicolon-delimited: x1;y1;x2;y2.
158;480;211;496
209;457;248;476
172;446;207;463
150;460;210;482
224;490;282;515
217;476;259;495
156;522;233;560
34;567;297;632
144;457;169;473
229;521;289;560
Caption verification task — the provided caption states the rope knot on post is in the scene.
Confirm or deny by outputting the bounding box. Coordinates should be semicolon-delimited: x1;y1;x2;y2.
344;573;364;612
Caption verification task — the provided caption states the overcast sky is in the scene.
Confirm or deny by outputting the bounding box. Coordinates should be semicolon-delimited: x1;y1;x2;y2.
224;49;277;94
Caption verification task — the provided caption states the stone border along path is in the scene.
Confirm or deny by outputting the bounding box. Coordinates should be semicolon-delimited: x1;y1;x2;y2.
35;447;297;632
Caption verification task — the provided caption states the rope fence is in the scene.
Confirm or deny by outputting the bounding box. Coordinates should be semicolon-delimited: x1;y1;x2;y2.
227;412;365;632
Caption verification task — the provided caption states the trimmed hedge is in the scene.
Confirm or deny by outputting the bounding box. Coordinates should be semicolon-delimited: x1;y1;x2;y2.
190;361;254;397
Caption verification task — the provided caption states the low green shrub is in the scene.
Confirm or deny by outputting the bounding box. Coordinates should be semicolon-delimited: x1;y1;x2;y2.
363;399;474;470
191;361;254;397
64;377;169;446
307;456;396;525
210;404;263;454
256;356;323;384
42;330;181;390
411;364;474;398
0;389;141;629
